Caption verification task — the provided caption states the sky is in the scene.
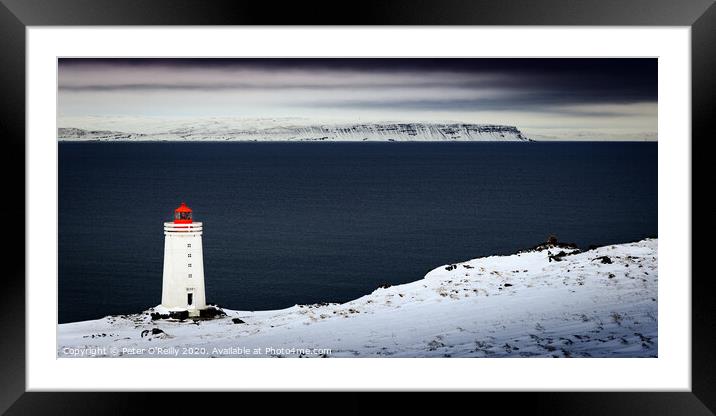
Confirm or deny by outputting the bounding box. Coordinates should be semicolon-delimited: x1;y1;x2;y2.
58;58;657;141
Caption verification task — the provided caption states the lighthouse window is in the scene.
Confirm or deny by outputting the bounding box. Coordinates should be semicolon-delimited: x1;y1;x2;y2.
187;293;193;306
188;253;192;258
188;274;193;279
175;211;192;221
187;243;191;248
188;263;192;268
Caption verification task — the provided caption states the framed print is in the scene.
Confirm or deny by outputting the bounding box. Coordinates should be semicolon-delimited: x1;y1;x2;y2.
2;0;712;413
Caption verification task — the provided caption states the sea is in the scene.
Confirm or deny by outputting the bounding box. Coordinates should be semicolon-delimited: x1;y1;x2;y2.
58;142;657;323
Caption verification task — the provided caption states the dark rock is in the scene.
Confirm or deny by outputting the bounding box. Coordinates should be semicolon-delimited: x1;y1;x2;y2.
548;250;566;262
199;306;227;319
594;256;613;264
504;283;513;287
301;302;331;308
141;328;165;338
526;238;579;253
377;283;392;289
150;312;170;320
232;318;246;324
169;310;189;321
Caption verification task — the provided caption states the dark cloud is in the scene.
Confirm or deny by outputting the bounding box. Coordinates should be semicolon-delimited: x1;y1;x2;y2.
58;81;495;92
57;57;655;76
58;57;656;106
305;90;655;113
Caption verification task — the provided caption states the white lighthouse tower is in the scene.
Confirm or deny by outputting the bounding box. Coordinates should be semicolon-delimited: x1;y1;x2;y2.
161;202;207;316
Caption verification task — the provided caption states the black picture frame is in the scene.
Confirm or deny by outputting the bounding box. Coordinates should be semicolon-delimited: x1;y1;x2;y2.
1;0;711;414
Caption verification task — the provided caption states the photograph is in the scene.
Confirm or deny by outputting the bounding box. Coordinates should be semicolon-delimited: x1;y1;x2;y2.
56;57;658;358
2;0;709;410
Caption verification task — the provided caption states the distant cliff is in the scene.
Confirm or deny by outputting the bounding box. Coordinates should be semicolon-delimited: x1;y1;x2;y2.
58;121;531;142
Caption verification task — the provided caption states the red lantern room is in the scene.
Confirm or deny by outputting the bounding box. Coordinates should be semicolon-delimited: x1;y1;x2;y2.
173;202;193;224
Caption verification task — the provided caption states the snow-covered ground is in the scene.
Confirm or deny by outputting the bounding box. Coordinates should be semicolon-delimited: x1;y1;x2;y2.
58;239;657;358
57;117;530;142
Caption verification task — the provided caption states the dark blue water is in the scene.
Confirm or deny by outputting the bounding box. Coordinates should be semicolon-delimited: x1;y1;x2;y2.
59;142;657;323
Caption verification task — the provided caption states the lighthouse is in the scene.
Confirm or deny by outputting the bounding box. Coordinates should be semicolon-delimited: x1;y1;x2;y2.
161;202;207;316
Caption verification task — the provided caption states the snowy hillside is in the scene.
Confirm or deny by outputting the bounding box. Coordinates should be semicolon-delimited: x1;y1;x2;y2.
57;119;531;142
58;239;657;358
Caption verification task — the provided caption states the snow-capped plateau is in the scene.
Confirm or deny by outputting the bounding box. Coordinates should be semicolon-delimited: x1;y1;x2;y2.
58;238;657;358
57;119;531;142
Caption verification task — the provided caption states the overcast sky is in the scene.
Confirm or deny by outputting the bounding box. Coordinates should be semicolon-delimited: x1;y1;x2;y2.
58;58;657;141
